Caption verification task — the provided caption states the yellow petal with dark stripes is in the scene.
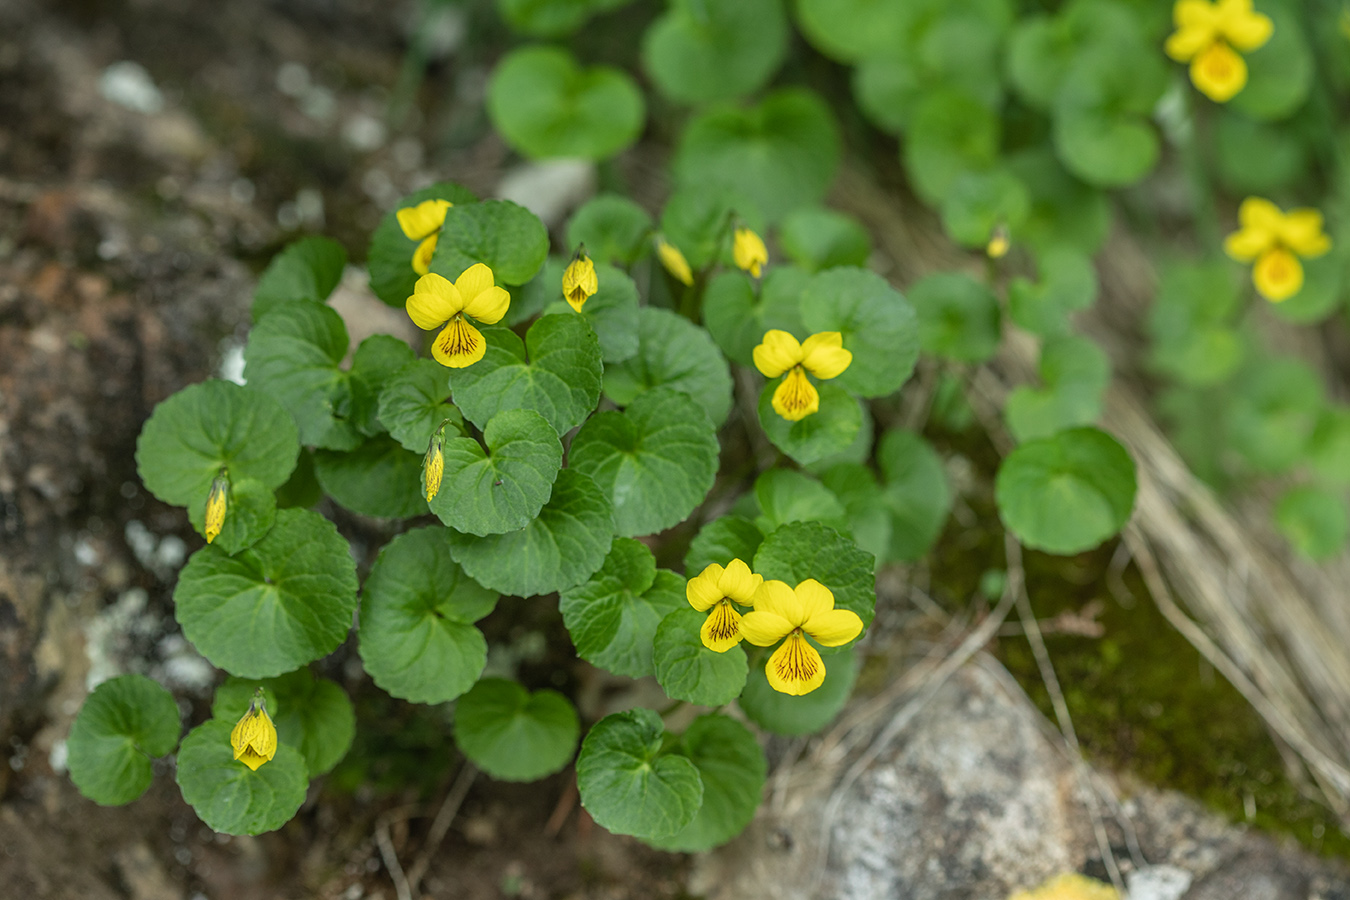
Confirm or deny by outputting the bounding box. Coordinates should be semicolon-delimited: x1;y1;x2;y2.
432;317;486;368
765;632;826;695
700;600;743;652
406;273;465;330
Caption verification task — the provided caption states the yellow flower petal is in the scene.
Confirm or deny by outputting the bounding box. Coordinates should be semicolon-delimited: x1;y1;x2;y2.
765;632;827;695
772;367;820;421
406;273;466;330
753;330;804;378
463;285;511;325
657;238;694;286
1008;872;1121;900
717;558;762;605
205;474;228;544
793;578;836;621
1190;41;1247;102
453;263;497;305
733;228;768;278
1166;1;1219;61
739;610;795;647
432;317;487;367
805;608;864;647
1253;247;1303;302
1224;225;1273;262
1216;0;1272;50
800;332;852;380
687;563;727;612
1278;209;1331;258
700;600;743;652
411;234;438;276
752;579;807;626
397;199;452;241
562;254;599;312
1238;196;1284;231
230;700;278;772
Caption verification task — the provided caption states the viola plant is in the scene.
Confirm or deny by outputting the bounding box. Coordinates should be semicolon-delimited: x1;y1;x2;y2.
1165;0;1273;103
1224;197;1332;302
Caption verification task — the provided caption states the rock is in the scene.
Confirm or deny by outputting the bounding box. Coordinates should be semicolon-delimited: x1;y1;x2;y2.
1183;853;1307;900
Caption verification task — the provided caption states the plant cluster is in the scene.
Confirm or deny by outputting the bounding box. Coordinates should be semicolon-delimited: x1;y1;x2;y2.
66;0;1350;851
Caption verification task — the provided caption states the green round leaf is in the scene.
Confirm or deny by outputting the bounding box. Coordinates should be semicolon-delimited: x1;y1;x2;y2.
674;88;841;224
685;515;765;574
454;679;580;781
753;468;848;534
643;0;788;105
346;335;416;439
1051;45;1165;188
1213;109;1306;195
645;713;766;852
1228;1;1312;122
136;380;300;512
995;426;1137;555
1275;485;1347;561
252;236;347;322
368;182;480;308
186;477;277;555
1007;150;1111;256
428;409;563;536
817;463;892;565
359;527;499;704
1005;337;1110;443
243;301;360;450
487;46;645;161
603;307;733;427
739;646;857;735
704;266;809;367
313;435;429;519
173;508;359;677
1008;245;1099;338
68;674;180;806
1006;14;1070;110
940;168;1031;250
429;200;550;287
571;264;642;363
753;520;876;628
576;708;703;840
276;449;322;510
570;388;720;537
660;186;756;270
903;87;999;203
758;380;864;467
799;266;919;397
1145;261;1243;387
176;720;308;836
447;468;615;597
852;54;923;136
652;609;748;707
450;315;603;435
876;428;952;563
378;360;464;453
560;538;686;679
1223;358;1322;474
496;0;631;37
909;272;1001;363
1308;408;1350;487
212;669;356;777
566;194;653;267
795;0;910;62
778;207;871;273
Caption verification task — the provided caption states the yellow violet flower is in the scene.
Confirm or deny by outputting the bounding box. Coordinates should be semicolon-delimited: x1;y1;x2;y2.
423;425;446;502
656;236;694;286
562;249;599;312
733;227;768;278
230;689;278;772
987;223;1011;259
686;559;764;652
753;330;852;422
1223;197;1332;302
1007;873;1119;900
406;263;511;368
397;199;453;275
740;579;863;696
1164;0;1273;102
204;470;229;544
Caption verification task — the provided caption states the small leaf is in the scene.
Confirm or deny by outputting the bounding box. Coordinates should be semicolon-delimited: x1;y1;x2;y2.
368;182;480;308
454;678;580;781
753;520;876;629
346;335;416;437
652;609;748;706
488;46;645;161
68;674;180;806
136;380;299;513
1275;485;1347;561
430;200;550;287
799;267;919;397
173;508;359;677
1005;337;1110;443
739;646;856;735
378;359;464;453
758;381;864;467
176;720;308;836
752;468;848;534
566;194;653;267
359;527;499;704
644;713;766;852
643;0;788;105
778;207;871;273
909;272;1001;364
253;236;347;322
1308;408;1350;487
428;409;563;536
602;307;733;427
447;468;615;597
212;669;356;777
449;316;603;436
1008;246;1099;339
1224;357;1322;474
541;264;642;364
559;538;686;679
795;0;909;62
243;301;360;450
313;435;429;519
570;388;720;537
903;87;999;203
995;426;1137;555
874;428;951;563
940;168;1030;250
576;708;703;840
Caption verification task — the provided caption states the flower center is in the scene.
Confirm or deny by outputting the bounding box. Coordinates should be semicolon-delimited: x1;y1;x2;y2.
438;315;481;359
708;599;740;642
778;367;815;414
